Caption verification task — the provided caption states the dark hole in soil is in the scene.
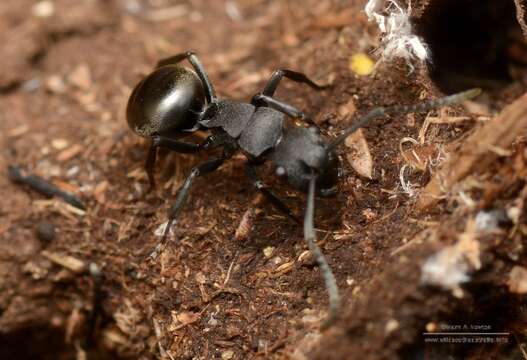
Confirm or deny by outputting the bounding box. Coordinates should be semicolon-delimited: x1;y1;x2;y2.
0;324;120;360
398;289;525;359
417;0;522;93
0;325;76;360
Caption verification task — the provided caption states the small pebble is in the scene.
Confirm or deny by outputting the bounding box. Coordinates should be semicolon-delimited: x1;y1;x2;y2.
221;350;234;360
426;322;437;332
35;222;56;243
263;246;274;258
385;319;399;334
32;1;55;18
21;78;41;92
298;250;316;266
46;75;67;94
69;64;92;90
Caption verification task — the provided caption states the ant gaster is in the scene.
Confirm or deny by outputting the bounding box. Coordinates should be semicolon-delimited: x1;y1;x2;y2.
126;51;480;327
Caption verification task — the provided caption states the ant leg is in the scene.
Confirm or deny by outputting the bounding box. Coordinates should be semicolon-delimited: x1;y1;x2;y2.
246;164;301;224
304;171;340;329
251;94;316;125
252;69;328;124
145;135;219;190
262;69;329;96
149;157;225;259
156;51;217;103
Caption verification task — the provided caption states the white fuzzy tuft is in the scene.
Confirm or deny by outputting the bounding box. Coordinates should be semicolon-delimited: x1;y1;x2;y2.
365;0;430;70
421;220;481;297
421;247;471;295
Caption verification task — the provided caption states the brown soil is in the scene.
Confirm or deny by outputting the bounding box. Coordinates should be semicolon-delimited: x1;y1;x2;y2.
1;0;527;359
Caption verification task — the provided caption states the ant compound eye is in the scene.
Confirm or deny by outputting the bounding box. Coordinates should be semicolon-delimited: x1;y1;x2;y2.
275;166;286;177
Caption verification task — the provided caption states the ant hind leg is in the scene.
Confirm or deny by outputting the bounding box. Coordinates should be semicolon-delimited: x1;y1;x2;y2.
156;51;217;103
261;69;329;96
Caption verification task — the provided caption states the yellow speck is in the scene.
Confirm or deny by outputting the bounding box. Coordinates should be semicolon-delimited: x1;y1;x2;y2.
350;53;374;76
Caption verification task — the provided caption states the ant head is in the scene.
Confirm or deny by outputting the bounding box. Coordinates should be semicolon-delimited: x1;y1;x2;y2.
126;65;206;138
272;127;340;196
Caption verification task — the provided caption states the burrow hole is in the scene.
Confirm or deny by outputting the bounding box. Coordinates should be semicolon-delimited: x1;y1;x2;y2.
417;0;526;94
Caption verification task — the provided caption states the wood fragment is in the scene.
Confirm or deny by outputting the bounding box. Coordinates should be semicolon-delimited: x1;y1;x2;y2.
53;179;80;194
234;194;264;241
509;266;527;294
8;124;30;138
514;0;527;37
418;94;527;210
57;144;83;162
42;250;86;273
345;128;373;179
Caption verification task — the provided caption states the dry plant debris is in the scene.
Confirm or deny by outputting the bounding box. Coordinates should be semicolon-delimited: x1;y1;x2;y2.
418;93;527;209
509;266;527;294
365;0;430;68
420;219;481;298
1;0;527;359
344;128;373;179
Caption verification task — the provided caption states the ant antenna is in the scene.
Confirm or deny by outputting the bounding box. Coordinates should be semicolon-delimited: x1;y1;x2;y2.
304;171;340;329
327;88;481;151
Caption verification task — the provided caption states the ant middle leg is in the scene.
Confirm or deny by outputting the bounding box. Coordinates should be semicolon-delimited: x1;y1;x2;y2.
155;51;217;103
149;156;225;259
245;164;301;224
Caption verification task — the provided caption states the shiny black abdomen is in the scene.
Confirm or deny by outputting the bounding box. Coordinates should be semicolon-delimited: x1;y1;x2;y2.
126;66;205;137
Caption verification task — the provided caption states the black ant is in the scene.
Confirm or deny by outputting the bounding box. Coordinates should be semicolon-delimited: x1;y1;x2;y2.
126;51;480;327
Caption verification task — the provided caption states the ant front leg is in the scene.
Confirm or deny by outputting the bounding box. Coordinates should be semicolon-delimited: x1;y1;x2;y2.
156;51;217;103
262;69;329;96
251;94;315;124
245;164;301;224
149;156;225;259
145;135;219;190
252;69;329;124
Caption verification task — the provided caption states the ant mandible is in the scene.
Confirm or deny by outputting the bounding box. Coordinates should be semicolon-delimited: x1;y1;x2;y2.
126;51;480;327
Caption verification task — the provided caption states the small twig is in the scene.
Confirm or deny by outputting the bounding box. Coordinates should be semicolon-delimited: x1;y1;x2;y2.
223;257;236;287
8;165;86;210
153;318;174;360
513;331;527;360
85;263;103;350
42;251;86;273
143;5;188;22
